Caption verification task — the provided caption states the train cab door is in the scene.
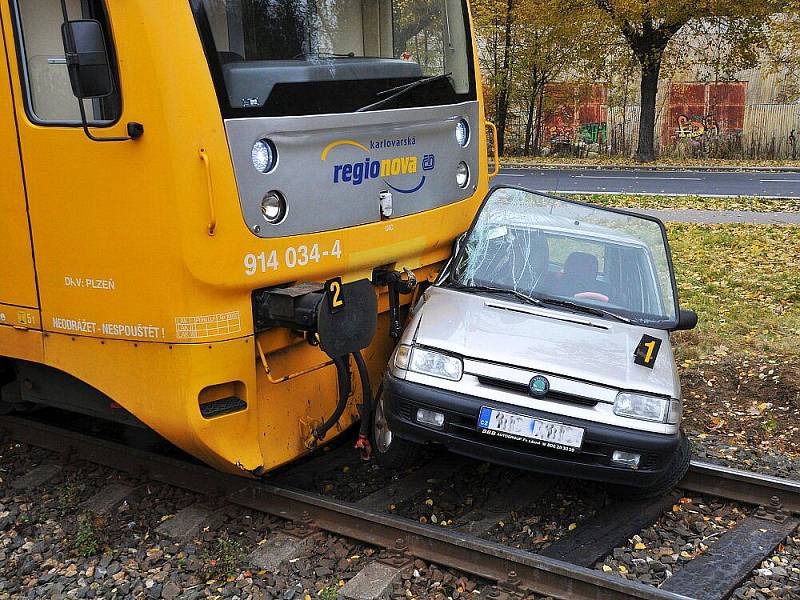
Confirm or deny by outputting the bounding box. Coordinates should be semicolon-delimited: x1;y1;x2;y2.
0;13;39;320
0;0;135;336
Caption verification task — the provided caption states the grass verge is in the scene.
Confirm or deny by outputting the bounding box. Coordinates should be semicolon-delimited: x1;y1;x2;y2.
572;194;799;213
667;222;800;456
668;223;800;359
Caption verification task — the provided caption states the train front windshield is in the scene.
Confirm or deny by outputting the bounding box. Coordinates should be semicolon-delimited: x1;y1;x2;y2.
194;0;475;117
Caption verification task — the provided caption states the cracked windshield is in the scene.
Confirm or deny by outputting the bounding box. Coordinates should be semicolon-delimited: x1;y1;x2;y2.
453;188;678;325
198;0;472;114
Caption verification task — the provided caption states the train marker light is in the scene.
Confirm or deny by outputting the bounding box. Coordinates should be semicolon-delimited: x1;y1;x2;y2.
456;162;469;188
252;139;277;173
455;119;470;146
261;191;287;224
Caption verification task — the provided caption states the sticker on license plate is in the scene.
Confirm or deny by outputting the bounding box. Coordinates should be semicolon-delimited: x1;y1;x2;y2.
477;407;584;452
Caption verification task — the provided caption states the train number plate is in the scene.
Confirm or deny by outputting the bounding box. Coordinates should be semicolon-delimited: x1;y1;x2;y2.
477;407;584;453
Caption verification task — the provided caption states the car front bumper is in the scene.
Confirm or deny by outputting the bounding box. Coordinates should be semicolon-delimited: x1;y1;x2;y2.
383;372;683;487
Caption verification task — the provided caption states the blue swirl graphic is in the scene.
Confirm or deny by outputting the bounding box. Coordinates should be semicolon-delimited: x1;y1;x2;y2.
383;176;426;194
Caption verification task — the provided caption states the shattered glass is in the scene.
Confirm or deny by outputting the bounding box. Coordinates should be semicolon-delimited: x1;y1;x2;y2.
453;188;678;325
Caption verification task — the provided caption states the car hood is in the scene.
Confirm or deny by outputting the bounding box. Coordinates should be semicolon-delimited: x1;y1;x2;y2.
413;287;679;398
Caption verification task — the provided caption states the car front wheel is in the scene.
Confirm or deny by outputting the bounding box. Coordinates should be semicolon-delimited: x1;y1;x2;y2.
371;387;421;470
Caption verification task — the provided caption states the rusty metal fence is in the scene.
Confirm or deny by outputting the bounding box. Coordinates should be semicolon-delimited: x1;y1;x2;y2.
501;84;800;160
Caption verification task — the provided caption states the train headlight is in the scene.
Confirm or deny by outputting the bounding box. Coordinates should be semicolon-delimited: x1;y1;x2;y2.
456;161;470;188
252;138;277;173
455;119;470;146
261;191;287;224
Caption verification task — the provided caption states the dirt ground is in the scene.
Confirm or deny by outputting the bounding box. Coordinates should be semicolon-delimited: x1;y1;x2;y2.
680;355;800;457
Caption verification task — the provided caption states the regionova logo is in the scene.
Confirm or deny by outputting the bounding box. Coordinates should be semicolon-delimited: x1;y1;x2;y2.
320;136;435;194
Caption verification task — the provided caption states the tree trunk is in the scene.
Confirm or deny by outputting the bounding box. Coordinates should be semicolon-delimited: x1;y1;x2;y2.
523;71;538;155
597;11;685;163
495;0;514;155
523;95;535;155
533;83;545;155
635;56;661;162
620;66;630;156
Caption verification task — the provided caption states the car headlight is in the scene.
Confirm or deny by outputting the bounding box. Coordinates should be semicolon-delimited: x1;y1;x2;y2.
667;399;682;425
394;344;412;370
409;346;463;381
614;392;672;423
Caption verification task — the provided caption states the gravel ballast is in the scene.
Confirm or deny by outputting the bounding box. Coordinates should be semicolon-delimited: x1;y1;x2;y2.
0;441;510;600
597;495;749;587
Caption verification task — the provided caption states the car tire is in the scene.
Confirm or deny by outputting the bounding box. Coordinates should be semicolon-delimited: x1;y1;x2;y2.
371;386;422;470
609;433;690;499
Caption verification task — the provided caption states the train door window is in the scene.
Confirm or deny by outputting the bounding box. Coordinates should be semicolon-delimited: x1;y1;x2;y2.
11;0;122;125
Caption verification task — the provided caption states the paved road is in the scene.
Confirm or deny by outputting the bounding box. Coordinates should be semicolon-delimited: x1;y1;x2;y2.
497;168;800;198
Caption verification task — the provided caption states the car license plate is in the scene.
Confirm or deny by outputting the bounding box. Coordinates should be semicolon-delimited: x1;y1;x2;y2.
477;407;584;453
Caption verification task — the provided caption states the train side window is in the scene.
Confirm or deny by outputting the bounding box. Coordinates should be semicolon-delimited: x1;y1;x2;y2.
11;0;122;125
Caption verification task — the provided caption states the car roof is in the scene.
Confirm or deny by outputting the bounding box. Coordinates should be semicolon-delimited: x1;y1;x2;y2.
485;211;650;248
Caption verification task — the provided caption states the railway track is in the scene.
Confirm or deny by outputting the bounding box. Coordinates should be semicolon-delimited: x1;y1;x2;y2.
1;414;798;600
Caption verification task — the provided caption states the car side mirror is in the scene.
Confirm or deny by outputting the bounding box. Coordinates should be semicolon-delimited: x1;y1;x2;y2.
674;309;698;331
62;20;114;99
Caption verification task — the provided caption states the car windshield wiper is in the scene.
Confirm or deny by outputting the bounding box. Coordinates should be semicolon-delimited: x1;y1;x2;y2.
355;73;452;113
447;283;543;307
537;297;632;324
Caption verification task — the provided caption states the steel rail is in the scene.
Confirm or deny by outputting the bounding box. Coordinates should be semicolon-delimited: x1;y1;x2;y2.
1;416;796;599
682;460;800;514
0;416;687;600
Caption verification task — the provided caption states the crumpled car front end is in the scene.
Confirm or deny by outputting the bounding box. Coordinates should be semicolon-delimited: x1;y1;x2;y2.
375;187;695;493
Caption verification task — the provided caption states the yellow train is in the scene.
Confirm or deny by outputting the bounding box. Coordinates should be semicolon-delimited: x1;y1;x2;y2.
0;0;491;474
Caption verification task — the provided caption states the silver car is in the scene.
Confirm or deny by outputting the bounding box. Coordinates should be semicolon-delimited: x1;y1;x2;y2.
373;186;698;497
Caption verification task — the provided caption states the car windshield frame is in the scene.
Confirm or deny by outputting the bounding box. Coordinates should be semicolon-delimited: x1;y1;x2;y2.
446;186;682;329
189;0;477;118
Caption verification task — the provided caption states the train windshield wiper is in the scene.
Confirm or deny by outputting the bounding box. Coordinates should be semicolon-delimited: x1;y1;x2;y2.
537;297;631;324
448;282;543;307
292;51;358;59
356;73;452;113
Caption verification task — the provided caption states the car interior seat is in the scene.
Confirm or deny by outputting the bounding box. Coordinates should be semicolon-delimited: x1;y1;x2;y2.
556;251;605;298
491;230;548;292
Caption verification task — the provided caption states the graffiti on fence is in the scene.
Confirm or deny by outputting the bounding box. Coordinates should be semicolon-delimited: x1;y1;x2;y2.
546;119;607;144
547;114;574;142
578;122;607;144
541;83;608;153
676;114;719;139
